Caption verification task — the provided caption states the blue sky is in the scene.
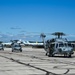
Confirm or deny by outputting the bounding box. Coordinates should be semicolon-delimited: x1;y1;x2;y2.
0;0;75;41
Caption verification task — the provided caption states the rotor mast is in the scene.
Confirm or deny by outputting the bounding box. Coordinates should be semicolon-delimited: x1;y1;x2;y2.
51;32;66;38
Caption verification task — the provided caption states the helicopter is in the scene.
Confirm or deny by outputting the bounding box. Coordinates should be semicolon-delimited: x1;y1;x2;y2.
40;32;74;57
0;41;4;51
11;40;22;52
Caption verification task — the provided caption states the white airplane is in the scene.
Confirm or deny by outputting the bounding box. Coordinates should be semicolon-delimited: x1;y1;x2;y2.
23;41;44;47
2;42;12;47
2;39;44;48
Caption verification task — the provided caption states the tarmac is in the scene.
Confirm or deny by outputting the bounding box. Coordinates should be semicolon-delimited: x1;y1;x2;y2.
0;47;75;75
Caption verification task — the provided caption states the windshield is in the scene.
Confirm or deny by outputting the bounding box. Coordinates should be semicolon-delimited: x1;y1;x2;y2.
64;43;68;47
59;43;69;47
59;43;64;47
14;45;20;47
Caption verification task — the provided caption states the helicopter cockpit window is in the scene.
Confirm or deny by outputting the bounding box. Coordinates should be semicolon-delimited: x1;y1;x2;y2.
15;45;18;47
50;44;55;48
56;44;58;48
64;43;68;47
59;43;64;47
14;44;21;47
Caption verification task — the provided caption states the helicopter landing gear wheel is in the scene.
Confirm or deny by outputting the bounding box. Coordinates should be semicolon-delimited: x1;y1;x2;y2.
68;54;71;58
20;49;22;52
48;48;54;57
45;53;47;56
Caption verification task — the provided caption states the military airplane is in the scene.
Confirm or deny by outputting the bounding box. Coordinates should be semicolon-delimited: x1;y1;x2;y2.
23;41;43;48
2;42;12;46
